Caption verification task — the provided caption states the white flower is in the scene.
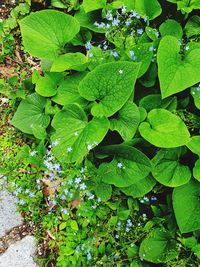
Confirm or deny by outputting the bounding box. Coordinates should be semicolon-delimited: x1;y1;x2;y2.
67;147;73;153
30;150;37;156
117;162;123;169
118;69;123;74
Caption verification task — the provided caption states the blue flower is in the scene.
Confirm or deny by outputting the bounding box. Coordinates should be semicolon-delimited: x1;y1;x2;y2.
80;183;87;190
61;208;69;215
85;41;92;51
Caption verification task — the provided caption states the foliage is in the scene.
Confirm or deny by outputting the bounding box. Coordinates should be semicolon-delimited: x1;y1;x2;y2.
1;0;200;266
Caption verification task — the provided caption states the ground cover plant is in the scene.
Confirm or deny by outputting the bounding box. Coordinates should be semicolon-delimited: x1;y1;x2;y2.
1;0;200;266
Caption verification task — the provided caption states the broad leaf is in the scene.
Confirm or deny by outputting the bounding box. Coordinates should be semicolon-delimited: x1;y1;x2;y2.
127;43;153;77
193;159;200;182
51;104;109;163
139;228;179;263
12;93;50;134
158;36;200;98
51;53;87;72
152;148;191;187
121;175;156;198
159;19;183;39
185;15;200;38
35;72;63;97
98;145;151;187
19;10;80;60
52;73;88;106
139;94;177;112
173;180;200;233
135;0;162;20
191;86;200;109
187;136;200;155
82;0;106;13
75;8;106;33
78;61;140;117
139;109;190;148
110;102;140;141
94;182;112;202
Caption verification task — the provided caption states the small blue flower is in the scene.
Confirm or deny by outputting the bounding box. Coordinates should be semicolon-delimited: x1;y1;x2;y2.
60;195;66;200
85;41;92;51
18;199;25;205
61;208;69;215
80;183;87;190
125;20;131;26
29;192;35;198
112;18;120;26
137;28;143;35
87;252;92;260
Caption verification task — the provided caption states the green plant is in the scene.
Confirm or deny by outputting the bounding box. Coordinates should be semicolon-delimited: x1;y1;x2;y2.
3;0;200;266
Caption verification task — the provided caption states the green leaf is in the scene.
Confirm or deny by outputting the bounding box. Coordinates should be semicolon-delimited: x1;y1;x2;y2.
82;0;106;13
173;180;200;233
193;158;200;182
12;93;50;134
78;61;140;117
159;19;183;39
52;72;88;106
127;43;153;77
152;148;191;187
88;46;115;71
51;53;87;72
139;109;190;148
32;124;47;140
19;10;80;60
121;175;156;198
98;145;151;187
187;136;200;155
191;86;200;110
140;62;158;88
139;228;178;263
185;16;200;38
51;104;109;163
35;72;63;97
110;102;140;141
94;182;112;202
135;0;162;20
158;36;200;98
139;94;177;112
75;8;106;33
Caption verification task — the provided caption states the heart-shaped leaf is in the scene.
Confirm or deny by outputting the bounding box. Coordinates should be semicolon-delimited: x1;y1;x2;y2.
20;10;80;60
121;175;156;198
135;0;162;20
51;104;109;163
82;0;106;13
158;36;200;98
12;93;50;134
110;102;140;141
35;72;63;97
139;109;190;148
98;145;151;187
52;72;88;106
173;180;200;233
187;135;200;155
152;148;191;187
139;228;179;263
51;53;87;72
78;61;141;117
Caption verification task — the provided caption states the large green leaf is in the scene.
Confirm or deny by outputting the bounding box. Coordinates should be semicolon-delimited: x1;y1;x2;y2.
11;93;50;134
75;8;106;33
127;43;153;77
110;102;140;141
35;72;63;97
158;36;200;98
135;0;162;20
52;73;88;106
82;0;106;13
51;53;87;72
185;16;200;38
193;159;200;182
98;145;151;187
78;61;140;117
159;19;183;39
191;86;200;110
187;136;200;155
139;109;190;148
19;10;80;60
121;175;156;198
139;228;178;263
51;104;109;163
152;148;191;187
173;180;200;233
